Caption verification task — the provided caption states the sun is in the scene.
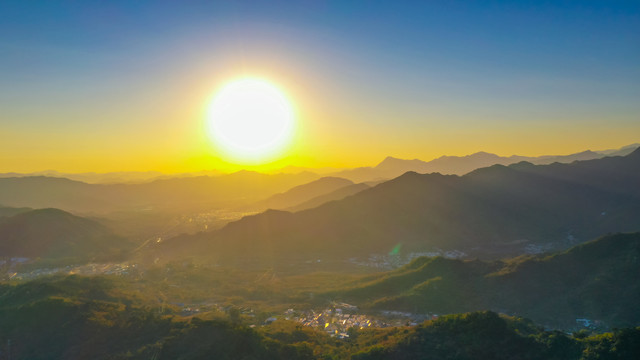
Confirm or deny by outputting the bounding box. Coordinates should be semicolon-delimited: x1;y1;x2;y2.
206;78;295;164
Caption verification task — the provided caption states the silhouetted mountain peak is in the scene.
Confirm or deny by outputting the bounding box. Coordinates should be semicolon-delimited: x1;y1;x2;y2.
381;156;400;163
27;207;70;215
400;170;420;177
469;151;501;158
627;146;640;159
385;170;426;183
374;156;425;171
380;171;454;190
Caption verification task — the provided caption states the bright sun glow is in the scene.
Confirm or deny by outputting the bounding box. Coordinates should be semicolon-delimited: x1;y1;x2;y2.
207;78;295;164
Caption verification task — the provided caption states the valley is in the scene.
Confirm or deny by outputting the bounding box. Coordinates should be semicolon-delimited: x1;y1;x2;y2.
1;147;639;359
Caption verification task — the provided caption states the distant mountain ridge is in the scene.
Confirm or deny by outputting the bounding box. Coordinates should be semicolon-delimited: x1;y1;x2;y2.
331;143;639;182
0;144;636;216
2;144;636;185
153;147;640;264
0;170;229;184
0;172;320;213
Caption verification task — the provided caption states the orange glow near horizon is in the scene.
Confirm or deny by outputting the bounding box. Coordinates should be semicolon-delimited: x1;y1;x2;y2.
1;122;639;175
1;67;639;175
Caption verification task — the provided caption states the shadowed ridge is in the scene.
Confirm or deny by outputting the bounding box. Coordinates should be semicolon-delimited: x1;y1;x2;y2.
223;208;294;231
508;161;536;170
464;163;512;177
287;182;370;212
256;176;354;210
216;209;296;243
379;170;457;185
499;232;640;277
150;152;640;265
626;145;640;160
0;208;131;261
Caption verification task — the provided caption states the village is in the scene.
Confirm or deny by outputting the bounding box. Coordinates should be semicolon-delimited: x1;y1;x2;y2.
4;261;135;281
271;304;435;338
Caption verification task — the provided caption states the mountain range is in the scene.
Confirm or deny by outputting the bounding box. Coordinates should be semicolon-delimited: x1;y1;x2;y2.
2;144;636;186
152;147;640;265
0;171;319;214
330;143;639;182
0;170;225;184
2;145;636;217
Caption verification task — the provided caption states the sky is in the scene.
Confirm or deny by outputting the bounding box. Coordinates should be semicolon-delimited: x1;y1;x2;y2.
1;0;639;173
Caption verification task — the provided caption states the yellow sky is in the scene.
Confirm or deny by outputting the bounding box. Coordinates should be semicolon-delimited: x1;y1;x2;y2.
2;57;638;174
2;80;638;174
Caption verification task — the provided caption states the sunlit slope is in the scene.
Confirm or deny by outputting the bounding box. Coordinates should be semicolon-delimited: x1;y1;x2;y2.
158;148;640;262
0;276;174;360
2;276;637;359
325;232;640;329
0;208;132;261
